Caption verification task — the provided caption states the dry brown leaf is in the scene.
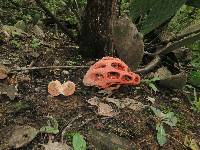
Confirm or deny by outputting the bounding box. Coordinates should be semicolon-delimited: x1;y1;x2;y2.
0;83;17;100
42;140;72;150
0;125;38;149
0;64;9;79
87;97;117;117
106;97;145;111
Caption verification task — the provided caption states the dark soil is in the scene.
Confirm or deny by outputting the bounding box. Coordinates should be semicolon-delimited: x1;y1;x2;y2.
0;29;200;150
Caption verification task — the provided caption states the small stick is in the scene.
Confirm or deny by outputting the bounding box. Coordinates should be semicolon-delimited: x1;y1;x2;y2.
61;114;83;143
11;65;89;72
167;134;187;148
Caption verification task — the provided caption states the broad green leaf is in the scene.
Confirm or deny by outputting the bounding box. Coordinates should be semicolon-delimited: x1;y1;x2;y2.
156;124;167;146
72;133;86;150
163;112;177;127
150;106;163;117
39;116;59;134
130;0;186;34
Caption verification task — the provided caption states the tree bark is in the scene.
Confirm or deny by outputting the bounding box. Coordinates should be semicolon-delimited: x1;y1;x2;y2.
79;0;117;57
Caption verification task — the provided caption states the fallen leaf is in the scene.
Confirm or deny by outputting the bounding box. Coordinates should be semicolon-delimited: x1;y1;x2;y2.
0;64;9;79
0;83;17;100
87;97;117;117
0;125;38;149
42;140;72;150
184;135;200;150
106;97;125;108
88;129;135;150
124;98;145;111
106;97;145;111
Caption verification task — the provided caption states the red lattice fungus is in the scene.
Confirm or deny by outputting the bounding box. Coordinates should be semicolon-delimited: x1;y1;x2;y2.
83;56;141;89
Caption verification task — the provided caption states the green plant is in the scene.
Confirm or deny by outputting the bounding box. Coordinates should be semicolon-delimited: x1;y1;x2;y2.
31;38;42;49
120;0;130;15
130;0;186;35
10;39;21;48
72;133;86;150
150;106;177;146
45;0;66;14
40;116;59;134
142;77;160;92
191;88;200;112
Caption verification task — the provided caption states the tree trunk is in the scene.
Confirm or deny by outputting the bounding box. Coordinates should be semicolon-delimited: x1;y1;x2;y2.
79;0;117;57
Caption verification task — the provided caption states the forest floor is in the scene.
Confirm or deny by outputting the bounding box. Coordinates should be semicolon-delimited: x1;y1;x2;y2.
0;26;200;150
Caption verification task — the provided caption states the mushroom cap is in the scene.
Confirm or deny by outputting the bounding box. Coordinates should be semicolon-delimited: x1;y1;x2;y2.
48;80;62;96
83;56;141;89
62;81;76;96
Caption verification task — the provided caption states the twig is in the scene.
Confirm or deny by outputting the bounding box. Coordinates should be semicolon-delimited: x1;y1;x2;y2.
135;56;161;74
61;114;83;143
167;134;187;148
11;65;89;72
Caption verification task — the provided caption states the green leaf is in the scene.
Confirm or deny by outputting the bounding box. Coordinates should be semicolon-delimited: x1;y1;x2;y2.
150;106;162;117
188;71;200;88
39;116;59;134
149;83;159;92
130;0;186;34
163;112;177;127
186;0;200;8
72;133;86;150
39;126;59;134
156;124;167;146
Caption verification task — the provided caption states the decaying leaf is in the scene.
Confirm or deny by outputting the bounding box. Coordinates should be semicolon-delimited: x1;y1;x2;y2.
0;64;9;79
106;97;145;111
184;135;200;150
0;125;38;149
87;97;117;117
88;129;135;150
42;140;72;150
2;25;24;37
0;83;17;100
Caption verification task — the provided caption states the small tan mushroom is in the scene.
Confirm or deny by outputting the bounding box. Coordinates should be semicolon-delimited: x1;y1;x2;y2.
48;80;62;96
62;81;76;96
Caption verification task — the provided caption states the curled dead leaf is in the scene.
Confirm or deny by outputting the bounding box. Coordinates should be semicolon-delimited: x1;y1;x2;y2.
87;97;117;117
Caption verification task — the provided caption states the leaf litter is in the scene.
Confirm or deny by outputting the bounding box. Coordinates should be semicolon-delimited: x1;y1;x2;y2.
87;96;118;117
